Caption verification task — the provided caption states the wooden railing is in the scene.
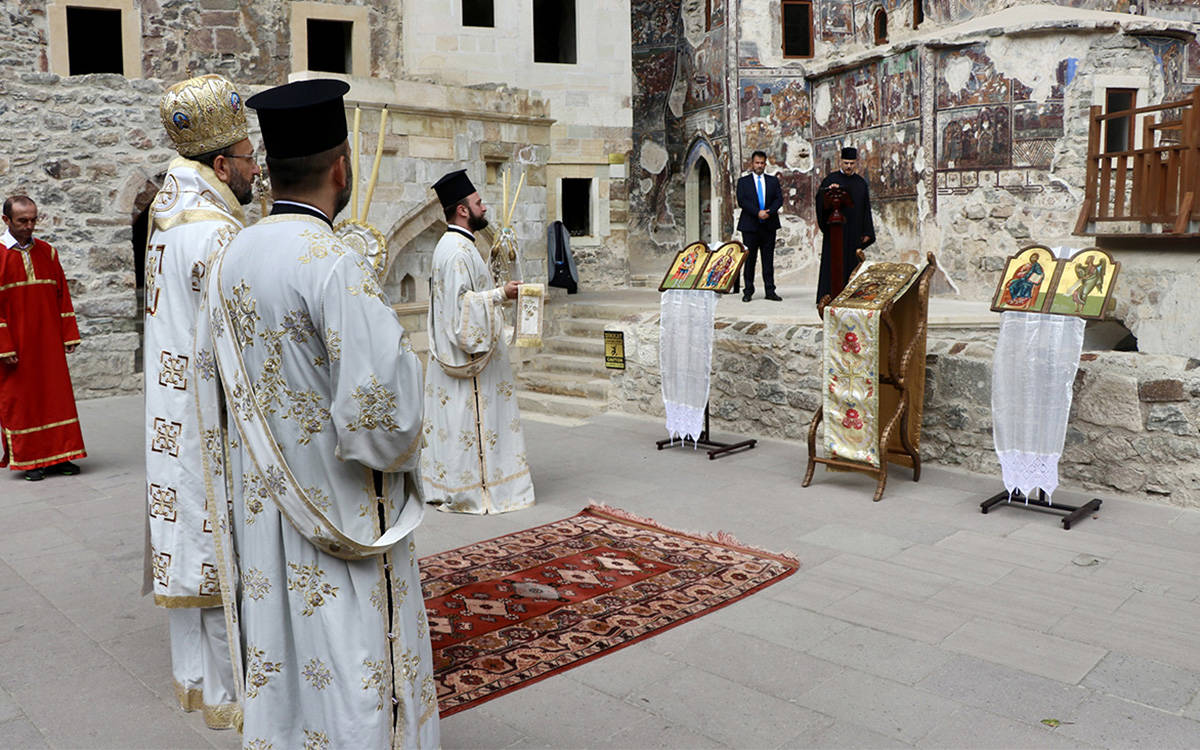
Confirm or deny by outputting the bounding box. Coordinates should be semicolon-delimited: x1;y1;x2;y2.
1075;86;1200;236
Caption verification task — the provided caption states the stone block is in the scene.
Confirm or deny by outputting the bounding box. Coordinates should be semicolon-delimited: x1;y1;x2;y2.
407;136;454;160
1146;404;1197;436
1073;371;1142;432
1139;378;1185;403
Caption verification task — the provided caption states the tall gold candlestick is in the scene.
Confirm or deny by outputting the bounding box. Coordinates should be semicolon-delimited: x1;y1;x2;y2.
362;108;389;218
350;106;362;221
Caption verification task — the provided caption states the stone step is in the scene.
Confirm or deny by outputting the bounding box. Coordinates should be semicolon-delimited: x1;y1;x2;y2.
522;351;611;377
557;316;618;337
541;334;605;358
545;302;650;321
517;370;609;400
518;390;606;420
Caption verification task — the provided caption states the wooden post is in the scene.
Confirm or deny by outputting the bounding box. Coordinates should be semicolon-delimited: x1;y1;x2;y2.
1074;105;1102;234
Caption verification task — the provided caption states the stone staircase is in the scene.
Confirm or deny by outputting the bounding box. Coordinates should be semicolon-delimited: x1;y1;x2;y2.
515;297;646;422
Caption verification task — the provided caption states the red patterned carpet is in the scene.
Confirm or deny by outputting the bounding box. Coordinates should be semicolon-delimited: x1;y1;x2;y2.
420;503;800;716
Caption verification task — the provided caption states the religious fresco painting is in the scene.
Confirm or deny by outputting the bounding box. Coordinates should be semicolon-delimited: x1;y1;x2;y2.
1012;101;1063;168
631;0;680;47
880;50;921;124
821;0;855;43
776;169;814;220
1047;248;1120;319
1188;38;1200;82
873;121;921;199
937;105;1011;169
684;35;726;110
1140;36;1187;101
936;45;1009;109
815;62;880;137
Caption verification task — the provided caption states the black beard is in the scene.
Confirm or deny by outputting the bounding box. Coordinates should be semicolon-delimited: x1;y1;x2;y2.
229;173;254;205
467;211;488;232
334;159;354;217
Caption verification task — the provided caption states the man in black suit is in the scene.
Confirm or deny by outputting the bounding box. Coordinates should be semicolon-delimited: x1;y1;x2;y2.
735;150;783;301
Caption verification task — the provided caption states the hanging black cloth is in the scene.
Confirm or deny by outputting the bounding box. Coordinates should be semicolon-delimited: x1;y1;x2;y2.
546;220;578;293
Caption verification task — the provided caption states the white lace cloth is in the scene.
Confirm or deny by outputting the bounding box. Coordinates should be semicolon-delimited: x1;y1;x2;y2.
659;289;717;443
991;310;1085;501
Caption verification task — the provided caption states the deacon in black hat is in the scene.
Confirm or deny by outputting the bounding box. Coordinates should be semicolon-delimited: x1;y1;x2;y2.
419;167;533;515
815;145;876;306
205;76;440;748
247;78;353;225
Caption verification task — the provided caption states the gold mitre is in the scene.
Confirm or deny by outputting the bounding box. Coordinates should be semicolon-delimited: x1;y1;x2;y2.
160;74;248;157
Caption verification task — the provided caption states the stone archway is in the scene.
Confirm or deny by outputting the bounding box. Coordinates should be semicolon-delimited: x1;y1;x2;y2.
684;138;722;245
118;169;163;374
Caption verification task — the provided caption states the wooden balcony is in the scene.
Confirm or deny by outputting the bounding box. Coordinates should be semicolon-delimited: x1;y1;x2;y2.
1075;86;1200;237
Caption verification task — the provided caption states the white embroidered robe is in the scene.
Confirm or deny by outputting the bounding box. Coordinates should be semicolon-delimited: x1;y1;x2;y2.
421;228;535;514
143;158;240;725
206;213;439;749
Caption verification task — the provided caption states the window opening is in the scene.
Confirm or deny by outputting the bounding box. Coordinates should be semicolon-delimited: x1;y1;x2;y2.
533;0;577;64
67;7;123;75
913;0;924;29
307;18;352;74
462;0;494;27
561;178;591;236
874;9;888;45
1104;88;1136;154
782;1;813;59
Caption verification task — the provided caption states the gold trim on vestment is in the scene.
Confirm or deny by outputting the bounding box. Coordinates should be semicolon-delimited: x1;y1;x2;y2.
60;312;75;318
154;209;242;233
0;278;55;292
174;680;240;730
4;417;80;435
202;701;241;730
7;447;85;469
0;351;14;358
0;321;7;326
63;338;81;346
18;248;35;280
154;593;223;608
174;680;203;712
422;465;531;494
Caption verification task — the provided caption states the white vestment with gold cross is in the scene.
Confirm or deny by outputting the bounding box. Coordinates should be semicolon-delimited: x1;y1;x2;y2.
204;213;439;748
420;228;535;514
142;158;241;727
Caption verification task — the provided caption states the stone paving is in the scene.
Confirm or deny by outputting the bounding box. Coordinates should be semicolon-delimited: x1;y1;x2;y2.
4;395;1200;748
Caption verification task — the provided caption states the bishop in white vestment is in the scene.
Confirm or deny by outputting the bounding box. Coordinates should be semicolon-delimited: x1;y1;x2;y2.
421;169;535;514
144;74;258;728
201;79;439;748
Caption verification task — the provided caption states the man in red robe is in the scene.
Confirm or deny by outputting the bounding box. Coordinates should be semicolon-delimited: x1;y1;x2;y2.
0;195;86;480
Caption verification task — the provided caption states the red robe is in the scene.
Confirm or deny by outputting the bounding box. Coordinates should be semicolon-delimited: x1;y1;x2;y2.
0;237;87;470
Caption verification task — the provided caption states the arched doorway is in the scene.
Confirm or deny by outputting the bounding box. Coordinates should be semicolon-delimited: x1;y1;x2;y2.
684;139;722;245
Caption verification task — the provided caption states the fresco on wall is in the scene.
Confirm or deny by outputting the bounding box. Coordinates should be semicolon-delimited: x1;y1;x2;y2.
1188;39;1200;82
1140;36;1187;100
738;78;810;131
1010;58;1071;102
814;123;918;202
881;49;920;124
937;105;1011;169
631;0;680;48
815;62;880;137
821;0;855;43
775;169;814;221
936;45;1009;108
1013;101;1063;140
874;121;922;199
683;34;726;110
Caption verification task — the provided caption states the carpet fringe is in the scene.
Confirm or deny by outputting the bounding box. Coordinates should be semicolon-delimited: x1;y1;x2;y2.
584;501;800;567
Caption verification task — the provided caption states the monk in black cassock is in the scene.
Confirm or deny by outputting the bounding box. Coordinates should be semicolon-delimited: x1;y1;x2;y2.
815;146;875;305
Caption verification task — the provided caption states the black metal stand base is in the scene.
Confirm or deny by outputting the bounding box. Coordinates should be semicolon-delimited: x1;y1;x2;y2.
655;404;757;460
980;489;1102;530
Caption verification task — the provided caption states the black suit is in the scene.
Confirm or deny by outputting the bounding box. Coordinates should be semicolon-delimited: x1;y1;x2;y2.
735;171;783;297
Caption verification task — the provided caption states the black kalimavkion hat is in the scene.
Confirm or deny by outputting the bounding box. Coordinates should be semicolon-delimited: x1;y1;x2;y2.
246;79;350;159
841;146;859;159
432;169;477;208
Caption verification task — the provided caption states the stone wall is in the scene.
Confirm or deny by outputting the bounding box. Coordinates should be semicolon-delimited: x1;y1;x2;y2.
0;71;176;398
402;0;634;290
603;311;1200;508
